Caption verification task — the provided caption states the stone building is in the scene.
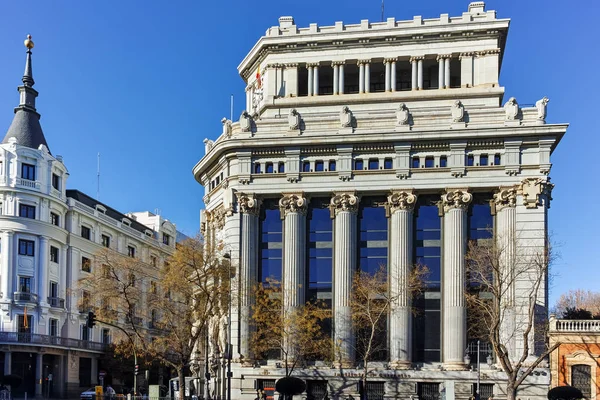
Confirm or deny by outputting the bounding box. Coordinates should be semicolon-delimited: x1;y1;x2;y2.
193;3;568;400
0;37;177;398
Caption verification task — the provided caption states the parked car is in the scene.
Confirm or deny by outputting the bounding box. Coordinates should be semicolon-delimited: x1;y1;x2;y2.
80;388;96;400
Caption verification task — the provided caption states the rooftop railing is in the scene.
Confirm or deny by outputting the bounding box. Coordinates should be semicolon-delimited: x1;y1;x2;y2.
552;319;600;333
0;331;109;351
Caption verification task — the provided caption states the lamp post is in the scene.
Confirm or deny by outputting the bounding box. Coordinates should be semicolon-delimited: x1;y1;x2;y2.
222;251;233;400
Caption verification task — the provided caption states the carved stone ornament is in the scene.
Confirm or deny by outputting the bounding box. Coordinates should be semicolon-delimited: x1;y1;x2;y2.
520;178;554;209
221;118;232;137
340;106;353;128
206;206;226;230
536;96;549;121
396;103;410;126
239;111;252;132
387;191;417;213
330;192;359;215
441;189;472;212
279;193;307;216
236;192;261;215
203;138;214;154
493;186;518;211
504;97;519;120
288;108;300;130
451;100;464;123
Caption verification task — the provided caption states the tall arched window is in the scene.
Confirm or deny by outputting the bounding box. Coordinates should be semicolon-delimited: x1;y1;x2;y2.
572;364;592;399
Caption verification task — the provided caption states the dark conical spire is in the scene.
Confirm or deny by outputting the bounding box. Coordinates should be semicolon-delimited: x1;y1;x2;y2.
2;35;50;153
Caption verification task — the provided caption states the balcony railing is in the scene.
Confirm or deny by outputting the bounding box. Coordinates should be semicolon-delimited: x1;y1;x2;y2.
0;331;109;351
553;319;600;332
16;178;40;190
47;297;65;308
14;292;39;304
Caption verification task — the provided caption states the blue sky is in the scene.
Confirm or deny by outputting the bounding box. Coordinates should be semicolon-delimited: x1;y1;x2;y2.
0;1;597;306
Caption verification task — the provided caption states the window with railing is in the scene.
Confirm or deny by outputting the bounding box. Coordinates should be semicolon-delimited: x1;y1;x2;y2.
50;212;60;227
19;276;32;293
418;383;440;400
19;204;36;219
101;234;110;248
81;225;91;240
163;233;171;246
102;328;111;344
49;318;58;337
19;239;35;256
52;173;61;190
50;246;59;263
572;364;592;399
21;163;36;181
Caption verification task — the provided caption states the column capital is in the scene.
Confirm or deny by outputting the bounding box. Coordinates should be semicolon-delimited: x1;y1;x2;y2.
331;61;346;66
236;192;261;216
330;192;359;216
279;193;307;216
459;52;474;60
409;56;425;63
284;63;299;68
357;59;371;65
493;186;519;212
306;62;320;68
441;189;472;212
387;190;417;213
39;235;50;242
1;230;14;236
383;57;397;64
439;54;453;59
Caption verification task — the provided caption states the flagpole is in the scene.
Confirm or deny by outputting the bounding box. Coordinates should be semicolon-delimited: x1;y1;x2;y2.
230;94;234;121
381;0;384;22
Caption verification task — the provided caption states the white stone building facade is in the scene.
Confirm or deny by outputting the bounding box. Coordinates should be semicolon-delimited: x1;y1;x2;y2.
194;3;567;400
0;39;177;398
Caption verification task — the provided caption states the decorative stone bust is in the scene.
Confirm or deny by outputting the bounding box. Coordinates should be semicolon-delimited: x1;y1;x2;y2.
503;97;519;120
221;118;232;137
203;138;214;153
288;108;300;130
451;100;464;123
239;110;252;132
396;103;410;126
340;106;352;128
536;96;549;121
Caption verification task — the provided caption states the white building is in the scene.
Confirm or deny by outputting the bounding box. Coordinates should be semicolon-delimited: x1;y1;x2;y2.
0;37;177;398
193;3;568;400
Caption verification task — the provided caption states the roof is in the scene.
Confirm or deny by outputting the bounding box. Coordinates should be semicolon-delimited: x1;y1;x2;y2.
66;189;157;236
2;107;49;151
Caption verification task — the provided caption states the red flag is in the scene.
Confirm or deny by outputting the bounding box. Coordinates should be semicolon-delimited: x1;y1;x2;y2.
24;307;28;328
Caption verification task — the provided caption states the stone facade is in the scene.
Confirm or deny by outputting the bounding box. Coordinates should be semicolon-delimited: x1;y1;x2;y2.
194;3;568;400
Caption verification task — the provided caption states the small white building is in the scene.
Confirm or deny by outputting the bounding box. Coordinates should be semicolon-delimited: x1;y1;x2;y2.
0;38;177;398
193;3;568;400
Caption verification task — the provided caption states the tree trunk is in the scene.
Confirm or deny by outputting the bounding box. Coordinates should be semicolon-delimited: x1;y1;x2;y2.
506;380;517;400
178;368;186;400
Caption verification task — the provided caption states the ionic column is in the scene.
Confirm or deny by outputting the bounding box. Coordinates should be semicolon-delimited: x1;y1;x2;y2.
35;353;43;396
330;192;359;366
38;236;50;306
445;55;451;89
437;56;445;89
236;193;261;360
417;57;424;90
410;58;418;90
3;351;11;375
388;191;417;369
1;231;14;301
364;61;371;93
441;189;472;370
279;193;307;314
358;62;365;93
391;59;397;92
494;186;518;360
313;63;320;96
307;65;314;96
333;63;339;95
384;59;391;92
339;62;345;94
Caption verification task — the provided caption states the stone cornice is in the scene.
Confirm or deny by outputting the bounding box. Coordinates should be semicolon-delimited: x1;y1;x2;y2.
441;189;472;212
330;192;359;215
279;193;307;216
387;190;417;213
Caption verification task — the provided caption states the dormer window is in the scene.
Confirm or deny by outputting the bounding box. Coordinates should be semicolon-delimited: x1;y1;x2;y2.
52;173;60;190
163;233;171;246
21;163;35;181
122;218;132;226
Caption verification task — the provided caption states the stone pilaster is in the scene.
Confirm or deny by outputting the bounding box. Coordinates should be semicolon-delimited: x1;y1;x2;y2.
387;190;417;368
279;193;307;314
236;193;261;361
441;188;472;370
0;231;14;302
38;235;49;306
330;192;359;366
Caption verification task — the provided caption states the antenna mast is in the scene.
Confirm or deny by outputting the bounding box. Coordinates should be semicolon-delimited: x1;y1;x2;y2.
230;94;234;121
381;0;384;22
97;152;100;200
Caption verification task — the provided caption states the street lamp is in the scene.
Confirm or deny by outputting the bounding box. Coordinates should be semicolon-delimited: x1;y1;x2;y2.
222;251;233;400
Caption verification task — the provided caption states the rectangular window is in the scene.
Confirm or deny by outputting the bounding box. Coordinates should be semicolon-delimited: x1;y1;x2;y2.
50;212;60;226
150;281;157;294
81;325;90;341
81;290;91;312
52;173;60;190
480;154;489;166
102;328;111;344
19;276;32;292
128;246;136;258
50;281;58;298
49;318;58;336
259;201;283;283
302;161;311;172
265;163;274;173
151;256;157;268
254;163;261;174
81;226;91;240
163;233;171;246
101;234;110;248
368;159;379;170
315;161;324;172
412;157;420;168
418;383;440;400
328;160;336;172
440;156;448;168
50;246;59;263
354;159;364;170
19;204;36;219
18;239;35;256
425;157;434;168
358;198;388;275
277;162;285;173
81;256;91;273
21;163;36;180
467;154;475;166
384;158;393;169
494;154;501;165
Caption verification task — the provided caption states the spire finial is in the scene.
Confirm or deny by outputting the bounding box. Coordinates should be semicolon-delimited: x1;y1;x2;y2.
22;34;34;87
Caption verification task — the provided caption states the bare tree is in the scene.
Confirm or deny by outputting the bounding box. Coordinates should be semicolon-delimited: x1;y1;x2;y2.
465;234;558;400
554;289;600;318
80;236;228;400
